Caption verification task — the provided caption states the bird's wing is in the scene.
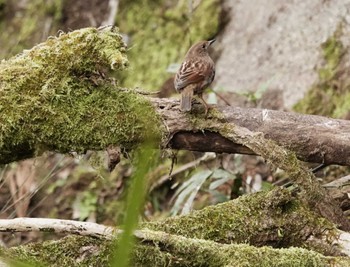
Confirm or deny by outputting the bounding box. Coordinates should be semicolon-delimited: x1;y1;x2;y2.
174;60;208;90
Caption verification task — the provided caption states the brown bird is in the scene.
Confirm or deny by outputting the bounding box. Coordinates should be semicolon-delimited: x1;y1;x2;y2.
174;39;216;115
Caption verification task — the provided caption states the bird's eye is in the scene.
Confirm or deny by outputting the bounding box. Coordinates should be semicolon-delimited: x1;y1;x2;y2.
202;44;206;49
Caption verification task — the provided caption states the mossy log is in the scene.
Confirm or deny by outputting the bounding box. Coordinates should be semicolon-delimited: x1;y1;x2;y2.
152;98;350;230
2;235;350;267
3;235;349;267
1;188;350;266
144;188;336;254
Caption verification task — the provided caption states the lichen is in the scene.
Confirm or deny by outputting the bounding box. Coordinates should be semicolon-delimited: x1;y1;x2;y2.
294;23;350;118
116;0;220;91
0;27;163;163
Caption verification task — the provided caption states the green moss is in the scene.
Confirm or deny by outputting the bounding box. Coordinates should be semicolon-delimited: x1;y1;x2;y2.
116;0;220;91
0;189;344;266
144;188;333;253
294;24;350;118
0;27;163;163
2;235;110;266
2;232;344;266
319;34;343;81
332;91;350;118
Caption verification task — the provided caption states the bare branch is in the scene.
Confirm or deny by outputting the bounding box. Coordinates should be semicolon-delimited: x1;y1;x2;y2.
149;152;217;191
324;175;350;188
0;218;117;239
152;98;350;166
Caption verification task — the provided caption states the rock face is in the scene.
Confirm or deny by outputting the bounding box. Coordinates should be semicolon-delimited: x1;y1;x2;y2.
214;0;350;109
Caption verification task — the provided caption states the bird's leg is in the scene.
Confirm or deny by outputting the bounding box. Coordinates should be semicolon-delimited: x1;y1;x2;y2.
197;93;210;116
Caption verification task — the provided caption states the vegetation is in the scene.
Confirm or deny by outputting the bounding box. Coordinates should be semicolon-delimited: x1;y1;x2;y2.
294;24;350;118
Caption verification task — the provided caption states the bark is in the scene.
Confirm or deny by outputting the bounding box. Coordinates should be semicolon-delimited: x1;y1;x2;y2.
152;98;350;166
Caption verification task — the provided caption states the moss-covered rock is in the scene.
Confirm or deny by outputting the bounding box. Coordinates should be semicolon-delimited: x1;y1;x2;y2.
294;24;350;118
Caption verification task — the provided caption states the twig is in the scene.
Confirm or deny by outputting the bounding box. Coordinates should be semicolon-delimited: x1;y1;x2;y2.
149;152;216;191
118;87;160;95
0;218;117;240
211;90;232;106
323;175;350;188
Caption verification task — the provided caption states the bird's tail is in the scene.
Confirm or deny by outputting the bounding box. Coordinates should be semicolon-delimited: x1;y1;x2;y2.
180;86;194;112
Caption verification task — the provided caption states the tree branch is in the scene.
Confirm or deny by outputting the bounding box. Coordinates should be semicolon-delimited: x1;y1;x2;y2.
0;218;116;239
152;98;350;166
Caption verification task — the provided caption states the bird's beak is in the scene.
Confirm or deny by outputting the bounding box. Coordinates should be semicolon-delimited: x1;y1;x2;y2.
208;39;216;46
